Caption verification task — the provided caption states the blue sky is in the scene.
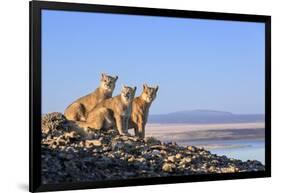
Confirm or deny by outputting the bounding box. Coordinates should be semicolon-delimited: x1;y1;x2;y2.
42;10;265;114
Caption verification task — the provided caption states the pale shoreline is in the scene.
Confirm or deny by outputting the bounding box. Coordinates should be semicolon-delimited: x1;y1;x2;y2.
146;122;265;132
144;122;265;144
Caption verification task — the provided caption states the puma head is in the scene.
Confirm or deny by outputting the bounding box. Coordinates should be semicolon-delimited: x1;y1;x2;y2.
121;85;137;103
100;73;118;92
141;84;159;103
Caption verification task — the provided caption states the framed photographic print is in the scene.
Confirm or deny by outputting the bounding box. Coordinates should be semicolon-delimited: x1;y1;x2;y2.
29;1;271;192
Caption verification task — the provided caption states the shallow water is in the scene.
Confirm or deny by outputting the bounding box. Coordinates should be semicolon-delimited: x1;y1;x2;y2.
180;139;265;164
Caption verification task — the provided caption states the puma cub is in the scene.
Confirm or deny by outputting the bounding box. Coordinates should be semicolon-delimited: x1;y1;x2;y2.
64;73;118;121
78;85;137;135
129;84;159;138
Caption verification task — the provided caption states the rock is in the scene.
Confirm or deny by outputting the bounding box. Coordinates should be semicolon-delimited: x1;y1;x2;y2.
123;171;136;177
175;153;182;159
119;135;129;141
51;144;57;149
102;146;111;152
40;112;266;184
221;166;238;173
160;150;167;155
150;145;167;150
111;141;125;150
187;146;196;152
136;157;145;162
128;156;135;162
208;166;216;172
85;139;102;147
144;137;161;146
65;131;77;139
151;149;161;156
211;159;219;165
162;163;174;172
66;153;74;160
184;157;192;163
167;156;176;162
179;157;192;165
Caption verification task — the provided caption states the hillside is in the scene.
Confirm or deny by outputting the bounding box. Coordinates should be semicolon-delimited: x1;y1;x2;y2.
41;112;265;184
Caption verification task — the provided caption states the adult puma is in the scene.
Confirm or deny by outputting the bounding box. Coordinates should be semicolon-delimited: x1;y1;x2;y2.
129;84;159;138
64;73;118;121
78;85;137;135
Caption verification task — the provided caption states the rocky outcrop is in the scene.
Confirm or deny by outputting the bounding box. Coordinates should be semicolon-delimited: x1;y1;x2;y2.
41;113;265;184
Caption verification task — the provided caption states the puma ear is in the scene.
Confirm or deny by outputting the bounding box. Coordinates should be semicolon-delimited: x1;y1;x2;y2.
101;73;106;79
115;76;118;81
121;84;125;90
143;83;148;90
155;85;159;92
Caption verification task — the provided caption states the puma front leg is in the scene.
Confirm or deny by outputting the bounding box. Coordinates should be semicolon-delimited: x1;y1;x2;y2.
134;127;139;137
137;121;145;138
123;116;130;134
115;115;125;135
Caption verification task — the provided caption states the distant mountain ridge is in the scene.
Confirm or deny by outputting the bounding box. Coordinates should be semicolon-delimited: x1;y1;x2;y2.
148;109;264;124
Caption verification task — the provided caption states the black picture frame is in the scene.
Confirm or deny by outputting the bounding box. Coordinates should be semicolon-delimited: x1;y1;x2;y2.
29;1;271;192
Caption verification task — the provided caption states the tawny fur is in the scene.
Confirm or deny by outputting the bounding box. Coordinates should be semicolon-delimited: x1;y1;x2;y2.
64;73;118;121
129;84;159;138
77;85;137;135
76;107;114;131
